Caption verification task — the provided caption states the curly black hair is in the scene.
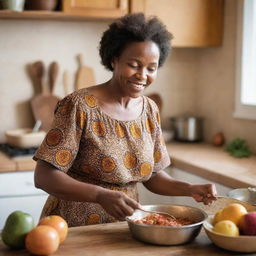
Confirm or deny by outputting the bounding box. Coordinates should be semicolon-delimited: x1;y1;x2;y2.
99;13;173;71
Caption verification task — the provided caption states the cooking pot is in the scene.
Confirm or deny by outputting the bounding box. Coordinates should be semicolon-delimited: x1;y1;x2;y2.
170;116;203;142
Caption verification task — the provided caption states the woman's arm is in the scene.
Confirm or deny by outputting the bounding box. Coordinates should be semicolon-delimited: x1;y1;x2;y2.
143;171;217;204
35;159;103;202
34;160;140;219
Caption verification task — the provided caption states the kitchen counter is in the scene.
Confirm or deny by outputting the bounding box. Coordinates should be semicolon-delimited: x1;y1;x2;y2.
0;142;256;188
0;152;35;172
0;222;252;256
166;142;256;188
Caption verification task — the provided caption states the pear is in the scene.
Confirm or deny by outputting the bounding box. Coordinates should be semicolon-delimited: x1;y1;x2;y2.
2;210;34;249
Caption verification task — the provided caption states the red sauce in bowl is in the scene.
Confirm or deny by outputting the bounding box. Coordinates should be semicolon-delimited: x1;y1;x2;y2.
134;213;194;226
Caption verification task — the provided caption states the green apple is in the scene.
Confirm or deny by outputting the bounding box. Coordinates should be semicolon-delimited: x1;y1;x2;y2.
1;210;35;249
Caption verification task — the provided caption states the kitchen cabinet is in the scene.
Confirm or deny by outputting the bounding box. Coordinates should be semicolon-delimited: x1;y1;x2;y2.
137;167;231;206
0;0;129;21
130;0;224;47
62;0;128;18
0;0;223;47
0;171;48;231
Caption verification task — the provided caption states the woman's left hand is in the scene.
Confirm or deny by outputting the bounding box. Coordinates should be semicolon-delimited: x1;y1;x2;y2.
190;184;217;205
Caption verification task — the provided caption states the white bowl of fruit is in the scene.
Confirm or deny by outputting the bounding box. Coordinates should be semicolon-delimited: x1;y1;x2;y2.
203;201;256;252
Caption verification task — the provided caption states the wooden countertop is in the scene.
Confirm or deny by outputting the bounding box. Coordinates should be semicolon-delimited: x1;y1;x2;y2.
0;142;256;189
0;152;35;173
0;222;251;256
166;142;256;188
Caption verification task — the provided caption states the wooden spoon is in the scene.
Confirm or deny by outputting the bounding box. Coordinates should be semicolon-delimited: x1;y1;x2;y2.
63;70;71;96
33;61;47;94
49;61;59;94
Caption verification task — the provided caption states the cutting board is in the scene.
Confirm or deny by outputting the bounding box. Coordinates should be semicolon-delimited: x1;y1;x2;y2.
75;54;95;90
30;61;60;132
63;70;72;96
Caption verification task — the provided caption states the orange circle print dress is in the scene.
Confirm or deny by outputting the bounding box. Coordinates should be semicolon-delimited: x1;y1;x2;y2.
33;89;170;227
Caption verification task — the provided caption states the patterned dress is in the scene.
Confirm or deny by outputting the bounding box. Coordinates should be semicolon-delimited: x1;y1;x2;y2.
33;89;170;227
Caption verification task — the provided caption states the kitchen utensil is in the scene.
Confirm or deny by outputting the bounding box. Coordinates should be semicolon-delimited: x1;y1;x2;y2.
30;61;60;132
170;116;203;142
32;120;42;133
48;61;59;94
5;128;46;148
146;93;163;113
137;207;176;220
75;54;95;91
126;204;207;245
63;70;72;96
227;188;256;205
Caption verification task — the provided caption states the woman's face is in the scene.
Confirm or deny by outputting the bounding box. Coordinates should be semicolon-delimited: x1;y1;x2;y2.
112;41;160;98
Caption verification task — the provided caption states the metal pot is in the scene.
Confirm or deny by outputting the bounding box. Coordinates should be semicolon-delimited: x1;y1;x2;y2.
170;116;203;142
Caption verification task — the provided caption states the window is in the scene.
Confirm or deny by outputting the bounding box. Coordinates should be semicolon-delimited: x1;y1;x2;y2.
234;0;256;119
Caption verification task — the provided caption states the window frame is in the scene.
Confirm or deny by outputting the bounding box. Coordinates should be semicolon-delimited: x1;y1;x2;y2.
234;0;256;120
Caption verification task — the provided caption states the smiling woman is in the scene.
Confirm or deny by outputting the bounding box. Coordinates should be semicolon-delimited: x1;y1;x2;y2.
33;13;217;228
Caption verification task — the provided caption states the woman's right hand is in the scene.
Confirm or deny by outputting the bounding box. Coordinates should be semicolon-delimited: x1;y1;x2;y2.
96;188;141;220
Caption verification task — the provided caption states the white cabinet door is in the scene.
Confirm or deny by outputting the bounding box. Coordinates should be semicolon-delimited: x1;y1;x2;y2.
0;171;48;230
137;167;232;206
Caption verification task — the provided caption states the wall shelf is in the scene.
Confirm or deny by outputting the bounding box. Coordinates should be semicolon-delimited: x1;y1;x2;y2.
0;10;115;21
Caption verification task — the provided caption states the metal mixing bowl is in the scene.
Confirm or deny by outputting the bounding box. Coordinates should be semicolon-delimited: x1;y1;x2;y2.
126;204;207;245
227;188;256;205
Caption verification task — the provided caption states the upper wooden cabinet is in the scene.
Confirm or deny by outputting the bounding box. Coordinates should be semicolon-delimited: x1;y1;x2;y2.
0;0;223;47
62;0;128;18
130;0;224;47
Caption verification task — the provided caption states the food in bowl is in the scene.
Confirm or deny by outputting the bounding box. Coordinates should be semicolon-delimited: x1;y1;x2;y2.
134;213;194;226
204;215;256;252
203;202;256;252
211;203;249;236
126;204;207;245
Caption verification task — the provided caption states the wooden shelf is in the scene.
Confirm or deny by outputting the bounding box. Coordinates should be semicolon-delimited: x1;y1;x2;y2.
0;10;116;21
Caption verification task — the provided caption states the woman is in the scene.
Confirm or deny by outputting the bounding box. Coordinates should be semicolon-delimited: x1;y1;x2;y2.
34;13;217;227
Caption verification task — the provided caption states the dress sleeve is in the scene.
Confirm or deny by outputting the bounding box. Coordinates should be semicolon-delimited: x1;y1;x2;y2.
33;94;87;172
148;98;171;173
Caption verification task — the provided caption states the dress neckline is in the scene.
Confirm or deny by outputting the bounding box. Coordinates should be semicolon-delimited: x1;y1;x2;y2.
84;89;146;123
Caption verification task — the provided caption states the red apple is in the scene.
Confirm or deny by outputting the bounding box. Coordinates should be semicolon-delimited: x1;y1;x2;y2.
239;211;256;235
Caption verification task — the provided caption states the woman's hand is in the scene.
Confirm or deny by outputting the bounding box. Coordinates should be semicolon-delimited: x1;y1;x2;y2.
96;188;141;220
190;184;217;205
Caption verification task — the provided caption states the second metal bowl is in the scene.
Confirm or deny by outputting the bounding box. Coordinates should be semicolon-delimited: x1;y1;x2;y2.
227;188;256;205
126;204;207;245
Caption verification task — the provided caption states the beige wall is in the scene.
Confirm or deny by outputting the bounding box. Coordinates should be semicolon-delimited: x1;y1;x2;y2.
0;19;197;143
196;0;256;153
0;0;255;153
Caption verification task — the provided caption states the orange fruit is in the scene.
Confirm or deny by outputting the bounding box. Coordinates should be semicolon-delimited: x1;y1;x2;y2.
218;203;247;225
213;209;223;225
213;220;239;236
38;215;68;243
25;225;59;255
